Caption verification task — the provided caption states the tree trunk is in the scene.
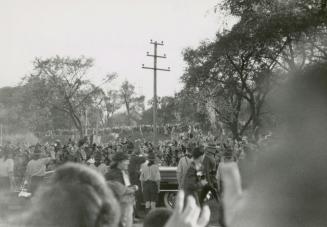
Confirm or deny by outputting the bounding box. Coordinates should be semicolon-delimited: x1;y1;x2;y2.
228;120;240;140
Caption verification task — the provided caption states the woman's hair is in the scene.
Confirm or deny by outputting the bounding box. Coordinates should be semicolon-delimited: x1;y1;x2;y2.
17;163;120;227
147;160;155;167
192;146;204;160
94;152;102;167
147;152;156;166
110;162;118;169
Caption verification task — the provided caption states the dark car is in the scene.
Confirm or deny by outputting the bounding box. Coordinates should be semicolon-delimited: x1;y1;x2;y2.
41;166;179;210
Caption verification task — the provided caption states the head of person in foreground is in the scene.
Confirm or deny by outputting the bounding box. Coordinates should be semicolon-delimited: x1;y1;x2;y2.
14;163;120;227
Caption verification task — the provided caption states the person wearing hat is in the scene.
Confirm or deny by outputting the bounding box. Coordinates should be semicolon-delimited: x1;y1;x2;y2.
128;149;146;218
24;144;55;195
140;152;161;214
183;146;207;206
105;152;138;227
89;152;108;176
200;143;218;203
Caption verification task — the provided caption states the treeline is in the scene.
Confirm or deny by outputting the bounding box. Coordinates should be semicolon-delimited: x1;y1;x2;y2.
1;0;327;140
181;0;327;139
0;57;211;137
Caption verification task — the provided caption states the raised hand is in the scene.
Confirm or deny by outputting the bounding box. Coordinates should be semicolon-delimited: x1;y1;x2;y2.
164;191;210;227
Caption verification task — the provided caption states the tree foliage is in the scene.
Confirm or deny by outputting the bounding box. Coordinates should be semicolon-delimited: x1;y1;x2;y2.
182;0;327;139
22;56;115;135
119;81;145;125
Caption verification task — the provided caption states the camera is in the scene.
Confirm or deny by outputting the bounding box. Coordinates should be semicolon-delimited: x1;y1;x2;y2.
196;170;206;180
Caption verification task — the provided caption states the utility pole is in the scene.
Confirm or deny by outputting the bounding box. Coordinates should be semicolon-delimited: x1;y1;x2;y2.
0;124;3;146
85;108;88;136
142;40;170;147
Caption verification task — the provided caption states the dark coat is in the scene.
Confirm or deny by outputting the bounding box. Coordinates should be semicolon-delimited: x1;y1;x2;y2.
202;155;217;187
128;155;146;185
106;167;135;205
183;162;203;205
105;167;124;185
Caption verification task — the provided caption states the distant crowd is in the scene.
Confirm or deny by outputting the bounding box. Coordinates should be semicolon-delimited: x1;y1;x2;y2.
0;130;270;190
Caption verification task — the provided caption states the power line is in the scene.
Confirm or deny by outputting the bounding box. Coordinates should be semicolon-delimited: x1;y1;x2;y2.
142;40;170;147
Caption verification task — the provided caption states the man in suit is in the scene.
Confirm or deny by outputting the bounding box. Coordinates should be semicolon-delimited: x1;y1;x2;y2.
183;147;208;206
199;144;218;203
128;150;146;218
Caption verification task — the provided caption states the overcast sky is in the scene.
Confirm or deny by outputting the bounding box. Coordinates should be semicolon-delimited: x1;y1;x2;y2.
0;0;236;100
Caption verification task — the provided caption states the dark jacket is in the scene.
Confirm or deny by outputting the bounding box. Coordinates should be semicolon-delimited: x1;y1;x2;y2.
128;155;146;185
183;162;203;205
202;155;217;187
106;167;135;204
105;167;124;185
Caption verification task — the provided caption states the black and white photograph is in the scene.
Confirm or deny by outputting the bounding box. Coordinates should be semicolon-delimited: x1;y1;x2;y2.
1;0;327;226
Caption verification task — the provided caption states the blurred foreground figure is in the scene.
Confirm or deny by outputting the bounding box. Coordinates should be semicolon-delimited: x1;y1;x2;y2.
0;148;14;191
12;163;120;227
143;208;172;227
24;146;55;195
106;152;138;227
0;148;14;218
216;147;242;226
164;190;210;227
226;64;327;227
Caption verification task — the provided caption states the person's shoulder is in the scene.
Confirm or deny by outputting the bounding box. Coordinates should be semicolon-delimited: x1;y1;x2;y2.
6;158;14;163
177;157;183;164
140;161;148;168
137;156;146;162
40;157;51;162
106;168;120;177
105;169;114;179
153;164;160;169
204;154;215;161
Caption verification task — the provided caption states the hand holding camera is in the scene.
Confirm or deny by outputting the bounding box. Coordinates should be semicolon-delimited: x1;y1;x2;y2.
129;185;139;191
197;170;208;186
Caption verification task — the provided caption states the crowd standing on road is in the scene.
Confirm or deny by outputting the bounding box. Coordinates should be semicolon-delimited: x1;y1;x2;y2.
0;130;266;191
0;128;271;227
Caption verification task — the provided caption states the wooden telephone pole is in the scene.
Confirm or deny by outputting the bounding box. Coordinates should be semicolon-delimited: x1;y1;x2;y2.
142;40;170;147
0;124;3;146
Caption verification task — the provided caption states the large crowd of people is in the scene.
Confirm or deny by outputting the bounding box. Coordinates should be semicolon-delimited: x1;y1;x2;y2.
0;131;267;191
1;65;327;227
0;131;268;227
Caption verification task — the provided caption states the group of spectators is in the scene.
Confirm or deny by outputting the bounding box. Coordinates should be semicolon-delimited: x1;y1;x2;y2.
0;126;272;227
0;131;265;190
0;161;210;227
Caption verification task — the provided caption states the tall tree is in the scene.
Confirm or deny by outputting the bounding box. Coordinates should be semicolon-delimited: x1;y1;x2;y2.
119;81;145;125
182;0;327;139
103;89;121;126
24;56;115;136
